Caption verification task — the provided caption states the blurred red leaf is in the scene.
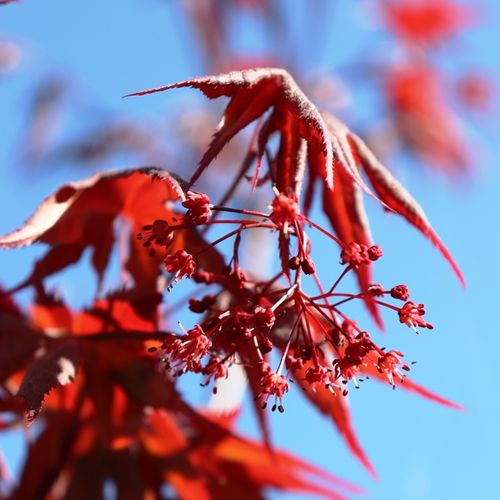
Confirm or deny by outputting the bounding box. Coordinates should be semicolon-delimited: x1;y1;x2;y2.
382;0;474;47
291;353;377;478
0;313;41;382
1;288;356;499
17;337;80;423
0;168;193;290
384;65;470;174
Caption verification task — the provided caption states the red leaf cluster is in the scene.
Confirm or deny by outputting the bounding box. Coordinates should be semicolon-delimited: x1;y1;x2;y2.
0;67;463;497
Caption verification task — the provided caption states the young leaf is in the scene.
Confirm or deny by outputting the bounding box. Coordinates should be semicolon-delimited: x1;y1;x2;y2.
127;68;335;190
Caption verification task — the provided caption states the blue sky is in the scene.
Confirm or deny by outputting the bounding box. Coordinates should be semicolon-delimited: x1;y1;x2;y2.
1;1;500;499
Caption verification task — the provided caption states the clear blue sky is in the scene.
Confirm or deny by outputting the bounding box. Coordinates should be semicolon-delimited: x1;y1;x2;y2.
1;1;499;499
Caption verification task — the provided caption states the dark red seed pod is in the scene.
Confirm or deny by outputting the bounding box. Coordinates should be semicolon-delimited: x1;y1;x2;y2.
301;257;316;275
260;337;273;353
189;299;205;314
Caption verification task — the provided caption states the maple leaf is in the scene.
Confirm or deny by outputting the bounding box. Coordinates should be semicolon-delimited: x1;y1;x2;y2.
0;306;81;423
361;361;463;410
141;408;360;500
126;67;339;190
291;353;376;477
0;287;169;424
127;69;463;303
268;306;376;475
7;409;79;499
0;169;185;250
0;312;41;382
318;136;380;326
0;168;215;291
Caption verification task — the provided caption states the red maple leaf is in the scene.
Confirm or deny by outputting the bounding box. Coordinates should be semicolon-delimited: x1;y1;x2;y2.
127;68;341;190
0;168;223;292
0;288;358;499
0;65;467;493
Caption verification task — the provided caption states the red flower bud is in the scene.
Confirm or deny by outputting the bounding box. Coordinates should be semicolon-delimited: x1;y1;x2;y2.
368;245;383;261
391;284;410;301
183;191;212;224
301;257;316;275
367;283;384;296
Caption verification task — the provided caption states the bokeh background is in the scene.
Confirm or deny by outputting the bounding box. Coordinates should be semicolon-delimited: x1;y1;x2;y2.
1;1;499;499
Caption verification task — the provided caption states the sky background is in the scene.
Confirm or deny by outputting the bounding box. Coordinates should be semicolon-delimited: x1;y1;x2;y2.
1;1;500;499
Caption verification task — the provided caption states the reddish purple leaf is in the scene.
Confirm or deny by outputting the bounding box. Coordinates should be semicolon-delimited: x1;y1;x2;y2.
17;337;80;423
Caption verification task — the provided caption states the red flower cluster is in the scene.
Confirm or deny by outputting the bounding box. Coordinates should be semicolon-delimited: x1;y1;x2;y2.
340;242;383;267
161;324;212;373
164;249;196;279
399;301;434;331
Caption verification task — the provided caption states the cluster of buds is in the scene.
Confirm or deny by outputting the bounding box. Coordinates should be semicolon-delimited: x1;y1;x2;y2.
288;255;316;275
137;192;216;283
164;250;196;280
201;356;230;392
189;294;216;313
160;324;212;374
269;191;301;234
257;361;289;412
377;350;411;388
391;284;410;301
340;242;383;267
182;190;212;224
